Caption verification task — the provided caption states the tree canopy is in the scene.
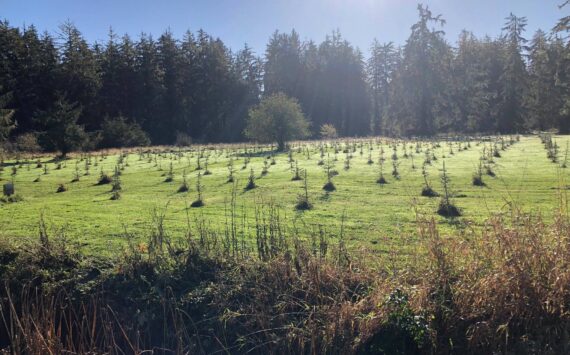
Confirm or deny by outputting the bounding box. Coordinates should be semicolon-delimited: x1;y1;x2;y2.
0;89;15;144
245;93;309;151
1;3;570;152
35;94;86;157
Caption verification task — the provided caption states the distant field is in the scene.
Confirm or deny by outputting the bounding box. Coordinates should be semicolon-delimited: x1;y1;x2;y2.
1;135;568;257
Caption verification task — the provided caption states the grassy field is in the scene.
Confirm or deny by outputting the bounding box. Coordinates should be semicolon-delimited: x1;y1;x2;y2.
1;134;568;256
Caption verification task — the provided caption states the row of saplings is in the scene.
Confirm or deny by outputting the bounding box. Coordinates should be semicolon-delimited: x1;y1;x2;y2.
153;137;515;217
0;136;517;216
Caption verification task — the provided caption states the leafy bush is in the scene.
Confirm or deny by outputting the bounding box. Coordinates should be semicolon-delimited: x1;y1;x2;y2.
14;133;41;152
320;123;338;139
245;93;309;151
175;131;192;146
99;116;150;149
360;289;431;354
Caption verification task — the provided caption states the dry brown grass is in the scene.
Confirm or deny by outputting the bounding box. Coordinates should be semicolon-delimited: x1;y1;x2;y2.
1;202;570;354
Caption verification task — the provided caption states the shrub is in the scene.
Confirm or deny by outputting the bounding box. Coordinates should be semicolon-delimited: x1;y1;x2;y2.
377;175;388;184
175;131;192;146
295;170;312;210
227;158;235;183
360;289;431;353
245;168;256;190
191;172;204;207
245;93;309;151
164;162;174;182
36;95;87;157
322;154;336;191
437;161;461;217
291;161;302;181
99;116;150;149
437;199;461;217
485;164;496;177
323;181;336;191
178;170;189;192
14;133;41;152
97;171;112;185
111;166;122;192
421;186;438;197
421;163;437;196
320;124;338;139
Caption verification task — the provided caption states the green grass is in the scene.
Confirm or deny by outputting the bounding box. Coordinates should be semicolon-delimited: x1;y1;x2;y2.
1;135;568;257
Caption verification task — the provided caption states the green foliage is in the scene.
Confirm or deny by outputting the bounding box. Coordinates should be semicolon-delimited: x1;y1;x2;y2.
14;133;41;152
2;8;570;145
245;93;309;151
319;124;338;139
363;289;430;354
99;116;150;148
35;94;87;157
0;89;15;144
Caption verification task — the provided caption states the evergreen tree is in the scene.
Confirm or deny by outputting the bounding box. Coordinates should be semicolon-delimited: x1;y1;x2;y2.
498;13;528;133
387;5;453;136
367;40;397;135
35;94;87;157
58;22;100;130
0;89;15;143
452;31;493;132
527;30;562;130
134;33;164;141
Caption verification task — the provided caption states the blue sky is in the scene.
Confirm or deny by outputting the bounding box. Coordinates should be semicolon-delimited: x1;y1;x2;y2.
1;0;566;55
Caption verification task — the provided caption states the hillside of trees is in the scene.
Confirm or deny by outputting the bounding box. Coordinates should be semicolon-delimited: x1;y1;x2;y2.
1;4;570;151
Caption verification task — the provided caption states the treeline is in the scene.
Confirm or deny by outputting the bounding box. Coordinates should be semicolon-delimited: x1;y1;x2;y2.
1;4;570;151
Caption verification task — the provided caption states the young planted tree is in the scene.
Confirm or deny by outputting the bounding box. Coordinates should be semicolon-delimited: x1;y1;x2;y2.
322;154;336;191
291;160;302;181
178;169;189;192
97;168;112;185
245;168;256;190
203;156;211;175
261;160;269;176
71;162;81;182
421;162;437;197
227;158;236;182
164;162;174;182
111;165;122;192
473;160;485;186
191;172;204;207
244;93;309;152
377;153;387;184
562;142;569;169
391;159;400;179
110;165;122;200
437;161;461;217
295;169;312;210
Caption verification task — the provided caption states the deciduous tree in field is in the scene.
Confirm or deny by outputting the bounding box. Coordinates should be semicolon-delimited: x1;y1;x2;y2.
245;93;309;151
320;124;338;139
